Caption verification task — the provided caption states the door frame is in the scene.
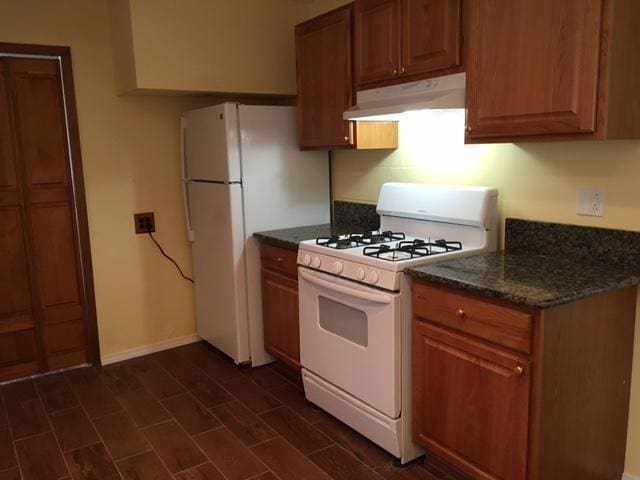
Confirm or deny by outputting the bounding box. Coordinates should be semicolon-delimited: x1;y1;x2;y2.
0;42;100;366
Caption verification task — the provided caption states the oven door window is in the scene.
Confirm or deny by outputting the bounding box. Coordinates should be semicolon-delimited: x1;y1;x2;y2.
318;296;367;348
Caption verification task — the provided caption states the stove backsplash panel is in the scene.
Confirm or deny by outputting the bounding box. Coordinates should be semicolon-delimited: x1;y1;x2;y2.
333;201;380;232
505;218;640;265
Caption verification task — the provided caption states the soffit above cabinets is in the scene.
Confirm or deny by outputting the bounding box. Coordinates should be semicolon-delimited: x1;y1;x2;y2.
108;0;350;96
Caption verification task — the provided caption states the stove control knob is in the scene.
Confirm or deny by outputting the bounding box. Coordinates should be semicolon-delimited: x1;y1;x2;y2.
369;270;379;285
312;256;322;269
333;261;344;274
356;267;366;280
302;254;312;266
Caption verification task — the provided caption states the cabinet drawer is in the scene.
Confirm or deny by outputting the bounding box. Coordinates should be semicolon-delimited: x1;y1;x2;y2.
413;282;532;355
260;242;298;277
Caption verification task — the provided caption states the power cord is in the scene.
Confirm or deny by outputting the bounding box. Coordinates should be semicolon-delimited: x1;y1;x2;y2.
147;229;194;283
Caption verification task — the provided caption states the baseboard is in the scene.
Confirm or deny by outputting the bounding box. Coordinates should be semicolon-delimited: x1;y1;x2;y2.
623;473;640;480
100;334;201;365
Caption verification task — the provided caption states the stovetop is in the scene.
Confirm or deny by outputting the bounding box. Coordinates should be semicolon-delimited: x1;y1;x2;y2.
311;231;463;263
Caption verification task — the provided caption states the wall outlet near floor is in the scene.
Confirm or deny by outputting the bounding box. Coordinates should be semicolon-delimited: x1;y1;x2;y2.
576;187;606;217
134;212;155;233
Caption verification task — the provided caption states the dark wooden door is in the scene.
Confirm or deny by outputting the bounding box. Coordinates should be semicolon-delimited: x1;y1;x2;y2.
261;269;300;370
355;0;402;86
401;0;462;77
295;5;355;149
0;60;40;382
0;57;87;379
466;0;604;139
413;321;530;480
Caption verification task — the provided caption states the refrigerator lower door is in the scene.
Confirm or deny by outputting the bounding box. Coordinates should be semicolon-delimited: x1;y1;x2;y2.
188;181;249;363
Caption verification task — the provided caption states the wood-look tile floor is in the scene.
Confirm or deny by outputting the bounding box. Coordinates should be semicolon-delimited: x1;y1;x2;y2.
0;342;469;480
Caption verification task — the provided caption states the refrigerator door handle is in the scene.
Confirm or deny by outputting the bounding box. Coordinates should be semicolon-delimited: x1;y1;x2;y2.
181;117;195;242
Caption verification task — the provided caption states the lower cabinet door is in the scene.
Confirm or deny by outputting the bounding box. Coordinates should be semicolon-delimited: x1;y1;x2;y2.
261;268;300;370
413;321;530;480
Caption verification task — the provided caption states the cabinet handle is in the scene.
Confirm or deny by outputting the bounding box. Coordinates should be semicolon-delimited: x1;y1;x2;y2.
400;67;405;75
392;69;398;76
514;366;524;376
344;136;349;142
456;308;466;319
465;126;472;134
276;257;284;263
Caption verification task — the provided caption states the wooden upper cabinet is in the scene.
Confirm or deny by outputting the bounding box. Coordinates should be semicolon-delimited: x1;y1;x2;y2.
402;0;462;78
466;0;602;139
295;5;354;149
295;5;399;150
466;0;640;142
355;0;401;85
355;0;463;88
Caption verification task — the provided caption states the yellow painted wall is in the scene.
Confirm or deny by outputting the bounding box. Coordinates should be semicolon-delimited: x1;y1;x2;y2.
332;110;640;475
114;0;350;95
0;0;214;359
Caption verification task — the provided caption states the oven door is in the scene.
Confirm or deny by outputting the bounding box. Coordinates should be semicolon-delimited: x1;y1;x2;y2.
298;267;401;418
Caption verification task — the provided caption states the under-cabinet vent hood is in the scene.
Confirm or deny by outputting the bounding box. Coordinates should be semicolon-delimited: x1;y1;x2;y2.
343;72;465;121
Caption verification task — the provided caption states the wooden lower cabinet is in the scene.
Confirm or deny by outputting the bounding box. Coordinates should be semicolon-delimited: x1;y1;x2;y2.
260;243;301;370
413;281;636;480
414;321;530;480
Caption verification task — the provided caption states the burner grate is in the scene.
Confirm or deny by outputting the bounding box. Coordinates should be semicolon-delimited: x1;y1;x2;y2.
363;239;462;262
316;231;405;249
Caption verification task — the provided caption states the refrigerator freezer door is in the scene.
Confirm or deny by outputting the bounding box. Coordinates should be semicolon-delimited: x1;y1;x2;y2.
183;103;241;182
188;181;249;363
238;104;330;367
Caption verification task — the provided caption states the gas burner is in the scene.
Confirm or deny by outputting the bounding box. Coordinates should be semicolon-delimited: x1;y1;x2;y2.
316;235;362;250
363;238;463;262
315;231;406;249
357;231;405;245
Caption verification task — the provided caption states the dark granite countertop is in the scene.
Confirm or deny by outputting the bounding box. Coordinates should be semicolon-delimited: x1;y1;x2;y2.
253;224;356;251
406;252;640;309
253;201;380;251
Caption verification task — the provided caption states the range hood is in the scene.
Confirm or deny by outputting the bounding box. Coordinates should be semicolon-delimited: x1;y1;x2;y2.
343;72;465;121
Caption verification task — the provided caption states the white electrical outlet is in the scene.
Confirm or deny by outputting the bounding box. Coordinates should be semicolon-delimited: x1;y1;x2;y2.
577;187;606;217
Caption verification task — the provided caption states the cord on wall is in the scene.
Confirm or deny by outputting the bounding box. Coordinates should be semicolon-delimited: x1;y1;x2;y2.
147;230;194;283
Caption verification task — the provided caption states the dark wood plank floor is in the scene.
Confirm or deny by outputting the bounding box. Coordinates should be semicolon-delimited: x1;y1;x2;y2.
0;342;469;480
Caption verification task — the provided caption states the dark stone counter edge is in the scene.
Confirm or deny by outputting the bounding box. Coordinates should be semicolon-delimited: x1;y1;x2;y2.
253;232;300;251
405;268;640;309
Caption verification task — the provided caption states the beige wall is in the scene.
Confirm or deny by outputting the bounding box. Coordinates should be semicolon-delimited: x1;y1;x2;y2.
0;0;214;359
332;110;640;475
112;0;350;95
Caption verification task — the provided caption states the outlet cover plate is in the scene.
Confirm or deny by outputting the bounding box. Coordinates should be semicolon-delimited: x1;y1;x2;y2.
134;212;155;234
576;187;605;217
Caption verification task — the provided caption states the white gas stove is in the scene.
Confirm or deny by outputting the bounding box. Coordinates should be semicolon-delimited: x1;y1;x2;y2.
297;183;498;464
298;183;498;291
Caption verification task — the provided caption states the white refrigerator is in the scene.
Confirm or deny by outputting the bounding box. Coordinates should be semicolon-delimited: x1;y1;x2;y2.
181;103;330;366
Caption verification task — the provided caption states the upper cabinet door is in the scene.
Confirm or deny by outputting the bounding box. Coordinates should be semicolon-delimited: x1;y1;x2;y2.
295;6;354;149
401;0;462;78
466;0;604;139
355;0;402;86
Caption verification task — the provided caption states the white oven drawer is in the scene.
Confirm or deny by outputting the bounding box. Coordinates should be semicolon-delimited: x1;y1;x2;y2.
303;369;401;457
298;267;401;418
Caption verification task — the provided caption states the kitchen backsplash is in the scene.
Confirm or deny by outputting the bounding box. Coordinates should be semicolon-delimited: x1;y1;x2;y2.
505;218;640;265
333;201;379;231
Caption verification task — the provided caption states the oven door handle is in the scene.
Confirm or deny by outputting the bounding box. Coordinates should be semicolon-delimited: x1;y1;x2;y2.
299;269;392;305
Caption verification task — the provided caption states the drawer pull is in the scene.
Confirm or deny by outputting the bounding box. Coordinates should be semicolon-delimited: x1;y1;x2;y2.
456;308;466;320
276;257;284;263
514;366;524;376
